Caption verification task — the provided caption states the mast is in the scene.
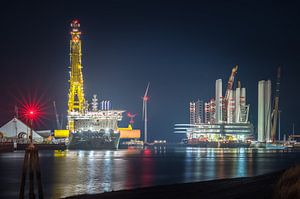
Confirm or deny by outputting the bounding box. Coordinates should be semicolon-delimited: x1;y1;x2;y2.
223;65;238;122
224;65;238;102
271;66;281;142
67;19;86;131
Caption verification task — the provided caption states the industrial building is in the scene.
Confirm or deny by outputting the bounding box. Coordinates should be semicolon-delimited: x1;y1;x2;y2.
175;65;254;144
0;118;43;143
189;100;204;124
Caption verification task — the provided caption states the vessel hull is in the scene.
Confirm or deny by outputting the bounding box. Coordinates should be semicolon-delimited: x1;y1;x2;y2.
68;131;120;150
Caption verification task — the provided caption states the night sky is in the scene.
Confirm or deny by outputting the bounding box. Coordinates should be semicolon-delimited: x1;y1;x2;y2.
0;1;299;141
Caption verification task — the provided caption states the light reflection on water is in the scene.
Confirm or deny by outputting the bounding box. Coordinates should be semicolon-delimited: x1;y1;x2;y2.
0;147;300;199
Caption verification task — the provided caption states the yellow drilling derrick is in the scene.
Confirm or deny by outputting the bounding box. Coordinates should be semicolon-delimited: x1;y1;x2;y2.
67;19;86;132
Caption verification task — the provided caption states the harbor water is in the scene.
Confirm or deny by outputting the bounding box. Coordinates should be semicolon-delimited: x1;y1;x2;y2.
1;147;300;198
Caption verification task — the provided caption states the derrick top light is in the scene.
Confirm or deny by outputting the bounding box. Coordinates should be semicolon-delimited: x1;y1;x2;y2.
71;19;80;28
70;19;81;34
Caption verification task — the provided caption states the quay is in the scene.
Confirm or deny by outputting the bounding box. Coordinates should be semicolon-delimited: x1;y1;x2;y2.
0;142;66;152
65;165;300;199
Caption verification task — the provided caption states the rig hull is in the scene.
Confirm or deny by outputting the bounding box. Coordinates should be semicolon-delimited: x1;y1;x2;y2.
68;131;120;150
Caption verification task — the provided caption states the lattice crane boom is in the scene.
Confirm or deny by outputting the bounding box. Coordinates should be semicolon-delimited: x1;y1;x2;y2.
271;66;281;142
68;19;86;114
224;65;238;101
67;19;86;131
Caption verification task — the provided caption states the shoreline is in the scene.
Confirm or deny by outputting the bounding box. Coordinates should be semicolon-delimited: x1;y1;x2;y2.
64;170;284;199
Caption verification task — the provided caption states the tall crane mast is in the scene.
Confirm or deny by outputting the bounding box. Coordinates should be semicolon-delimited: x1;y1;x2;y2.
68;19;86;113
271;67;281;142
67;19;86;132
224;65;238;101
223;65;238;121
53;101;61;129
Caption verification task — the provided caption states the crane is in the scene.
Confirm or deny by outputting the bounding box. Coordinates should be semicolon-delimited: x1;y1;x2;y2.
223;65;238;121
271;67;281;142
224;65;238;102
53;101;61;129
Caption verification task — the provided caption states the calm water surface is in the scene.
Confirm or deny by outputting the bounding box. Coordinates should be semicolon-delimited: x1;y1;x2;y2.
1;147;300;198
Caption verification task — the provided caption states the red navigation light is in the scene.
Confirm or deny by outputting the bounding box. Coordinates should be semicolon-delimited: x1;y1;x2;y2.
143;96;149;101
22;103;41;122
26;108;37;121
16;92;49;128
71;19;80;28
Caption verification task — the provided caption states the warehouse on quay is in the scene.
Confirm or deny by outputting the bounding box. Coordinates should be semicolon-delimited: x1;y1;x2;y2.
0;117;43;142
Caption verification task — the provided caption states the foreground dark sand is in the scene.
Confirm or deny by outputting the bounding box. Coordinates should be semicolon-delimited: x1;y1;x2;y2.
65;170;284;199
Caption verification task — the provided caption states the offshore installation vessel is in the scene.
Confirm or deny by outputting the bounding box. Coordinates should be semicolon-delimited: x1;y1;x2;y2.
67;19;124;150
175;65;254;147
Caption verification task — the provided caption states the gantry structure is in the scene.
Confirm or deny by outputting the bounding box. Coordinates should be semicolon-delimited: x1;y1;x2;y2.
68;19;86;131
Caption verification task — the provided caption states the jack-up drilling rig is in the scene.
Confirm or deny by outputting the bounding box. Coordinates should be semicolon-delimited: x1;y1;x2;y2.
66;19;124;150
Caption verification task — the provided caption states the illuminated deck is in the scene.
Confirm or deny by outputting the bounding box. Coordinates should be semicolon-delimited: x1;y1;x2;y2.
68;110;125;132
174;123;254;141
175;123;254;134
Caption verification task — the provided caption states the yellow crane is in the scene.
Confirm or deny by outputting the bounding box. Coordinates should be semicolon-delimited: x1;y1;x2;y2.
67;19;86;131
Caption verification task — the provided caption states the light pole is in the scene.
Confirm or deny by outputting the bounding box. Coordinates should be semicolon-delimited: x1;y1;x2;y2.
19;107;43;199
28;111;34;147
